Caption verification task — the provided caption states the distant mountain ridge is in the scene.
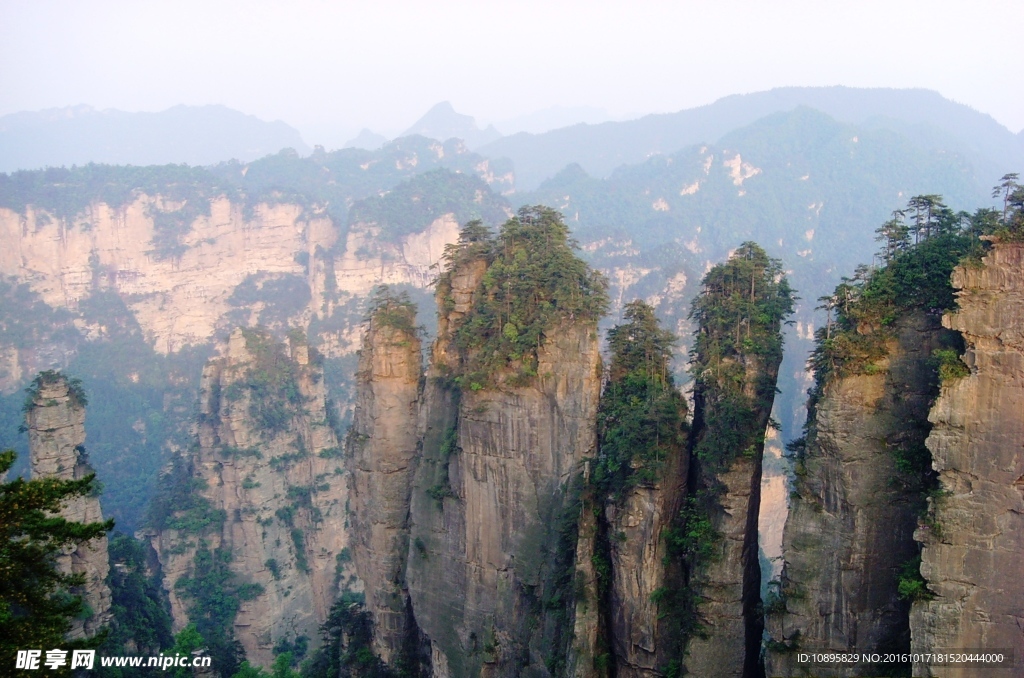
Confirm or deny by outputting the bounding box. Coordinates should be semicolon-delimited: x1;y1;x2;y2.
478;86;1024;189
0;104;310;172
400;101;501;149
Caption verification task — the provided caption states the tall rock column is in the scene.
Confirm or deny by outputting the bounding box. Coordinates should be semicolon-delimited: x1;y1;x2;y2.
766;313;946;677
684;243;794;678
580;300;690;677
27;371;112;639
406;210;607;677
911;243;1024;677
346;293;423;666
151;328;350;668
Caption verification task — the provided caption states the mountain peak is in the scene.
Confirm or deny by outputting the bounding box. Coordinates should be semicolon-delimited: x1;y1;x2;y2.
400;101;501;149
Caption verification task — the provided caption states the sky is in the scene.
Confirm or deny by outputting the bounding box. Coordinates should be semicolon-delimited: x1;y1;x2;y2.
2;0;1022;147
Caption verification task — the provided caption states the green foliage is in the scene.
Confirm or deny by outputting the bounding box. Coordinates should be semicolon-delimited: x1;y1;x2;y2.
300;592;396;678
593;301;688;499
173;543;250;675
448;206;608;386
291;528;310;573
932;348;969;382
349;168;508;241
165;624;208;678
0;450;114;666
988;173;1024;242
896;555;934;601
146;453;223;535
102;533;175;662
24;369;88;411
810;203;984;388
237;328;305;436
690;242;794;473
366;285;419;335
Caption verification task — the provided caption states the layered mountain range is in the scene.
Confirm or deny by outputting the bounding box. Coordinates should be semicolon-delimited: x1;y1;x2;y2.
1;87;1021;676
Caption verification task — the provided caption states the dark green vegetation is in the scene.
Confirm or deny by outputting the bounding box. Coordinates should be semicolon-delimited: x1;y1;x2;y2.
586;302;690;674
229;328;308;436
349;169;508;240
98;533;176;676
689;243;794;473
174;543;261;676
679;243;794;676
441;207;608;388
0;449;113;665
300;593;396;678
809;197;994;390
593;300;688;498
771;189;1024;672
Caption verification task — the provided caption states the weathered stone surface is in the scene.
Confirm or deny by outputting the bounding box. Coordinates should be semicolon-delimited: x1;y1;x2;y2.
151;329;350;668
346;312;422;664
605;450;687;677
0;200;460;356
910;244;1024;677
27;373;112;639
686;357;779;678
406;257;603;677
766;313;945;677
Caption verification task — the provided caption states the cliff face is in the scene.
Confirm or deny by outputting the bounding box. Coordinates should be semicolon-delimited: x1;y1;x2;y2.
345;303;423;666
685;358;775;678
767;313;946;676
151;328;350;667
681;249;792;678
0;200;462;357
26;373;112;638
604;451;686;677
405;257;603;677
911;243;1024;677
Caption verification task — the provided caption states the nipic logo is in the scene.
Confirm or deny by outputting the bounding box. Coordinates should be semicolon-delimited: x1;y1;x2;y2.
15;649;96;670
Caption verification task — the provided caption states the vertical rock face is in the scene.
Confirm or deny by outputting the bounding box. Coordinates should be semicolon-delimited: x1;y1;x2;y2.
911;244;1024;677
405;255;603;676
767;313;945;676
684;243;794;678
685;359;775;678
346;302;422;665
152;328;350;667
26;372;112;638
604;453;686;677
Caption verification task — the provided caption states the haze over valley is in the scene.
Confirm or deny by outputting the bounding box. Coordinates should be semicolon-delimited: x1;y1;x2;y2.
2;2;1023;676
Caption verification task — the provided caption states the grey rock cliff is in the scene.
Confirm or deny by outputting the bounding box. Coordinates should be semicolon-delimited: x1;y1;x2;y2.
405;258;603;677
152;329;351;667
27;373;112;639
910;244;1024;677
346;308;423;665
766;313;946;677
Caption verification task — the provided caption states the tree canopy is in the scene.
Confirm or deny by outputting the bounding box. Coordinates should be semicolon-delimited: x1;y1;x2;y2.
446;206;609;387
0;450;114;664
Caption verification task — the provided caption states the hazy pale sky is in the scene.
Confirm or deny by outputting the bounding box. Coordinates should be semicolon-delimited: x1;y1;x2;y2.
2;0;1021;144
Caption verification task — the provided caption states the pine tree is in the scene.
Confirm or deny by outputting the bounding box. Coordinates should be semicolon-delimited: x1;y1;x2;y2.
0;449;113;664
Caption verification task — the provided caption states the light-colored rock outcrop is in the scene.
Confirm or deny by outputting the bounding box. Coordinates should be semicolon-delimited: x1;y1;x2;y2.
911;243;1024;677
346;303;422;664
27;372;112;639
767;313;946;677
151;328;350;667
0;200;463;357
